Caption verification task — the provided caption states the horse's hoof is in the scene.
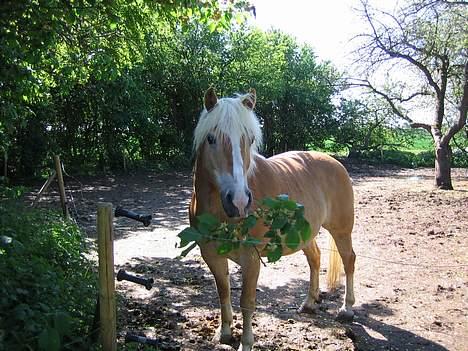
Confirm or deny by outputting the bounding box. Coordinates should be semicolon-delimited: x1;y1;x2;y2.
298;302;318;314
237;345;252;351
220;334;234;345
213;327;233;345
336;307;354;322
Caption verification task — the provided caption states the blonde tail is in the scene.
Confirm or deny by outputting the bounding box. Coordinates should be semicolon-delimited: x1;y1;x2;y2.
327;235;342;290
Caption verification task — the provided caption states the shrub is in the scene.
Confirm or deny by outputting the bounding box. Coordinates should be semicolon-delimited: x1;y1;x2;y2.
0;187;97;351
355;149;435;168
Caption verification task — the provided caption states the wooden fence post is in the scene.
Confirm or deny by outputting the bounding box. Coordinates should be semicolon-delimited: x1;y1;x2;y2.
97;203;117;351
32;171;56;207
53;155;68;219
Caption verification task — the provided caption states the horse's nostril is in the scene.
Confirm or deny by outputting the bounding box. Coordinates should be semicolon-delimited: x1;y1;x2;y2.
226;192;233;203
246;190;252;207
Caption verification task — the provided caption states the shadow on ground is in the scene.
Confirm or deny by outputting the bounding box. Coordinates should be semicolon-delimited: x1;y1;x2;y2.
26;166;463;350
117;256;447;351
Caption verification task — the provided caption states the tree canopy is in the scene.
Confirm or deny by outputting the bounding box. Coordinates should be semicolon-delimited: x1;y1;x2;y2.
1;1;340;177
350;0;467;188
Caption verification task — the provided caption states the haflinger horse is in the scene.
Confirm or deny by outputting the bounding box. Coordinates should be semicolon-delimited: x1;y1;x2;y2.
189;87;355;351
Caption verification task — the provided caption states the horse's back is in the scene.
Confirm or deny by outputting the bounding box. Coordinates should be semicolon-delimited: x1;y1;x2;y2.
253;151;354;233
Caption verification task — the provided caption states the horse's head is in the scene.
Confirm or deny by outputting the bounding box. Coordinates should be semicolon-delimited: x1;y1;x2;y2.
193;87;262;218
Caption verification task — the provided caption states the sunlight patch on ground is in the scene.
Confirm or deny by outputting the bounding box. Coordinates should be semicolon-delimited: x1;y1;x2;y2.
113;229;184;264
359;323;389;341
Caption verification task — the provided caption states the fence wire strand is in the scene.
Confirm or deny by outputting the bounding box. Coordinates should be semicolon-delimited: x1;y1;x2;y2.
181;232;468;271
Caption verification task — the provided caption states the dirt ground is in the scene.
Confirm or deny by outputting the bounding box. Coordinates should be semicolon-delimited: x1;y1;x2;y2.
31;162;468;350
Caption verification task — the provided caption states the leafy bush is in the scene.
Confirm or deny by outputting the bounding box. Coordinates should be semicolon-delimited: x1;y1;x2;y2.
355;149;434;168
453;149;468;168
178;194;312;263
0;187;97;351
356;148;466;168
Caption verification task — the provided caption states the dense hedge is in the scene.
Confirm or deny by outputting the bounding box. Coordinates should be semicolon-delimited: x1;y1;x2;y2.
1;1;339;179
0;188;97;351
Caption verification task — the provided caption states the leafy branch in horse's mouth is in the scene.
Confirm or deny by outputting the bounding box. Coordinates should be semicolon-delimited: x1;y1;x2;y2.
177;195;312;263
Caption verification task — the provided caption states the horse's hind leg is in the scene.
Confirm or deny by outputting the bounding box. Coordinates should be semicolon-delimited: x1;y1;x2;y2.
298;239;321;314
200;244;233;344
331;231;356;321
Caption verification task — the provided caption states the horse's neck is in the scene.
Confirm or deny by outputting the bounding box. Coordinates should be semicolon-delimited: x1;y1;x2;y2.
248;154;280;205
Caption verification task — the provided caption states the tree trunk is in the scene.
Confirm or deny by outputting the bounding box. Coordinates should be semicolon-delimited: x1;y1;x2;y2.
434;142;453;190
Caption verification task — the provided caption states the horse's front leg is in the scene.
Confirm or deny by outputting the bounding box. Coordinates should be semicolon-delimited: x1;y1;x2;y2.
239;248;261;351
200;243;233;344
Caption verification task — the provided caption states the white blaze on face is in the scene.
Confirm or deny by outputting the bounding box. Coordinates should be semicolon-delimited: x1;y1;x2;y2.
231;137;249;217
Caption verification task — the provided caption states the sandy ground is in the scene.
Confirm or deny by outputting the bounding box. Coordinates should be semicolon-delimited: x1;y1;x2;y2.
32;162;468;350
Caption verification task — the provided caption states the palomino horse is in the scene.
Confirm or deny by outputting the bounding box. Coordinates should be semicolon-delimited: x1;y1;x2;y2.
189;87;355;351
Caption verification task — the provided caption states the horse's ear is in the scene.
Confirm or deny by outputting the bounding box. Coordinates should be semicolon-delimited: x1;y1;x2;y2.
242;88;256;110
204;87;218;112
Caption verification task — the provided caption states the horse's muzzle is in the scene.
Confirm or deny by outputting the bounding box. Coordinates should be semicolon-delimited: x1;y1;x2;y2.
221;189;252;218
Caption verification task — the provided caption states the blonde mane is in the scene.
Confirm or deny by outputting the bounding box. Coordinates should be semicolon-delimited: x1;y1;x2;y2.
193;94;263;172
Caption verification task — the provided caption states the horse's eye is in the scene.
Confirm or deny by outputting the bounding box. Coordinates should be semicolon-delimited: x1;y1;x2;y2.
207;134;216;145
251;136;255;145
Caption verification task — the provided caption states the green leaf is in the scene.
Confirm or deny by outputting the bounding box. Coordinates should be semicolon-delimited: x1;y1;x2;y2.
208;22;217;32
271;216;288;230
267;245;282;263
297;219;312;242
242;214;257;230
235;12;245;25
243;236;261;247
197;222;212;235
285;229;300;250
53;312;71;337
38;328;60;351
179;242;198;257
261;197;278;209
178;227;202;247
197;213;220;230
294;205;305;218
282;200;299;211
217;241;232;255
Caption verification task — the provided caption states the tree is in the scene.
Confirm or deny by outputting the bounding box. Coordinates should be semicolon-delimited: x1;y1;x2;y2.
350;0;467;189
217;29;339;156
0;0;251;177
334;97;413;158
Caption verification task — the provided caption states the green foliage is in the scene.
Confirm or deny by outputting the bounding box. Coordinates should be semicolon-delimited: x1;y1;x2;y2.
331;98;413;156
452;131;468;168
1;0;339;178
0;189;97;350
328;97;462;169
178;195;312;263
331;125;467;168
351;1;467;174
356;149;434;168
214;29;339;155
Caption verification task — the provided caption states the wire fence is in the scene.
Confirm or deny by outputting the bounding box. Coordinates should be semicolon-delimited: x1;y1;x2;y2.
172;230;468;271
54;170;467;273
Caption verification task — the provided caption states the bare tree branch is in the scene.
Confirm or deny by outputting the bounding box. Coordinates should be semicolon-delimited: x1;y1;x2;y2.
359;0;443;97
345;78;429;124
440;0;468;5
410;122;432;132
441;60;468;145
